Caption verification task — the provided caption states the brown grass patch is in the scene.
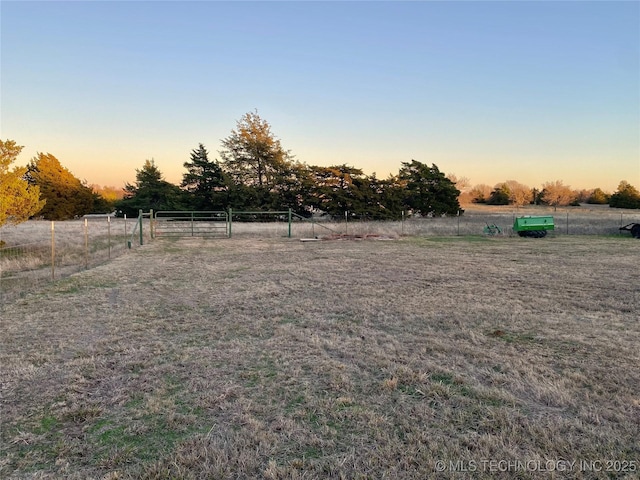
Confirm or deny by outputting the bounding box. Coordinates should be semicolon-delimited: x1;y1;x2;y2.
1;234;639;478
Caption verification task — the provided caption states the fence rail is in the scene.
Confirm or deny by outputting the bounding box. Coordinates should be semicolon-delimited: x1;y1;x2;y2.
154;211;229;238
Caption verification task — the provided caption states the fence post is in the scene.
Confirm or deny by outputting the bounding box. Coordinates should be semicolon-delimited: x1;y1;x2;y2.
228;207;233;238
51;221;55;280
84;218;89;269
108;216;111;259
288;208;292;238
191;211;195;237
139;210;143;246
124;214;128;249
150;209;154;239
345;211;348;235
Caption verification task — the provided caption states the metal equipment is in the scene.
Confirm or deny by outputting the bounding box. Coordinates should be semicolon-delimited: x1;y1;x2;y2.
619;223;640;238
513;216;555;238
483;224;502;236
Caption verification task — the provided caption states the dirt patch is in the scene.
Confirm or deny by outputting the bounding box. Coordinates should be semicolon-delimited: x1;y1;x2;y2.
321;233;398;241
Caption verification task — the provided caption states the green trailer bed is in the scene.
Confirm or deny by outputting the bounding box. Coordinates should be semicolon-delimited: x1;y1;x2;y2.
513;216;554;238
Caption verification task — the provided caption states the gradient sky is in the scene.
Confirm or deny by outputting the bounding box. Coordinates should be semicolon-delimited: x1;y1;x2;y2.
2;1;639;192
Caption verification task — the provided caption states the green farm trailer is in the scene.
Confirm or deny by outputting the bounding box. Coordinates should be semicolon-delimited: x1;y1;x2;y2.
513;216;554;238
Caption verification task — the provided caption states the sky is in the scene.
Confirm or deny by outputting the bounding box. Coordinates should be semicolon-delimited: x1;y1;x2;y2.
1;1;639;193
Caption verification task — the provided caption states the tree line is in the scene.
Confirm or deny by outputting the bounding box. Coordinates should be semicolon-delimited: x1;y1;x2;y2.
1;111;639;227
464;179;640;210
115;111;462;219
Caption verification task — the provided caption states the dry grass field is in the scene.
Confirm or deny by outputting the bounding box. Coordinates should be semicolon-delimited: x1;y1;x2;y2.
1;227;639;479
0;218;130;300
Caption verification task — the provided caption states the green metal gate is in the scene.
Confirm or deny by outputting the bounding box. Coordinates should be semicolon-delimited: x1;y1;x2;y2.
153;211;229;238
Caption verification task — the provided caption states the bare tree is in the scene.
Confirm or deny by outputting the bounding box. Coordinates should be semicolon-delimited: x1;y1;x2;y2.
504;180;532;207
447;174;471;192
541;180;575;210
467;184;492;203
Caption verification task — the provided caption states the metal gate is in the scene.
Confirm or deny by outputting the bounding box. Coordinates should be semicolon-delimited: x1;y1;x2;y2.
153;211;229;238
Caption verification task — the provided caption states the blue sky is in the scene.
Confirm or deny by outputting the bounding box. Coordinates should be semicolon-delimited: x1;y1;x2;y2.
1;1;638;192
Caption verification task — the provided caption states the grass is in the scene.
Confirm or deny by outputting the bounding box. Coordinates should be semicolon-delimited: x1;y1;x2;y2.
1;216;639;478
0;218;130;301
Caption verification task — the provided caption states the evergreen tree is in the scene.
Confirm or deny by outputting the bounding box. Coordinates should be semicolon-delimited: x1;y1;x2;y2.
116;159;185;216
219;111;295;208
399;160;461;216
609;181;640;209
269;161;314;215
487;183;511;205
587;188;610;205
307;165;369;218
181;143;228;210
26;153;94;220
0;139;45;226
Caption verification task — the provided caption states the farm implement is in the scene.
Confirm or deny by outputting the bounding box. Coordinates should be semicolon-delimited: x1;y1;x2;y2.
483;224;502;236
619;223;640;238
513;216;554;238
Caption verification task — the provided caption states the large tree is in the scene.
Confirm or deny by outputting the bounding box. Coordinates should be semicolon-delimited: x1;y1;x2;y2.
305;166;405;219
116;159;185;216
219;111;295;208
504;180;533;207
0;140;45;226
398;160;461;216
364;174;406;220
181;143;228;210
26;152;94;220
307;164;369;218
609;181;640;209
541;180;576;210
268;161;314;215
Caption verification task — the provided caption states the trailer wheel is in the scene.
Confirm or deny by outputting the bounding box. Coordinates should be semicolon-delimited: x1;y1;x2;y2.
631;224;640;238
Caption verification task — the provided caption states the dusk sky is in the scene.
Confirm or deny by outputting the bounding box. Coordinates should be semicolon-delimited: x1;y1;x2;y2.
1;1;638;193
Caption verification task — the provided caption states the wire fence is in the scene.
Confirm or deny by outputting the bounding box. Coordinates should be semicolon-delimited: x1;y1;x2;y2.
395;208;640;238
0;216;149;302
224;207;640;239
1;206;638;302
